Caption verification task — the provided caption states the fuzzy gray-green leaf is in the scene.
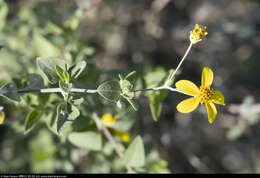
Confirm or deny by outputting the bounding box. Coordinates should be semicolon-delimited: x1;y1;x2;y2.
68;131;102;151
25;109;42;133
36;57;66;84
97;80;121;102
70;61;87;79
23;73;44;90
0;83;21;102
121;136;145;168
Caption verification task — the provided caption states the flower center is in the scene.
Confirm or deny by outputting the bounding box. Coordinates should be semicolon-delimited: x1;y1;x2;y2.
191;25;208;40
199;86;213;104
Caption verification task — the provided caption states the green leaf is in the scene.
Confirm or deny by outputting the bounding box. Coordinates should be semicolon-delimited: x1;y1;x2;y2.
97;80;121;102
59;81;72;100
59;81;72;94
144;67;175;121
65;9;84;31
56;104;67;134
68;131;102;151
23;73;44;90
29;130;56;173
67;104;80;121
56;65;67;82
149;98;162;121
69;61;87;79
0;0;8;31
24;109;42;133
33;31;60;57
37;57;66;84
125;71;136;84
121;136;145;168
120;79;133;97
0;83;21;102
126;98;138;111
56;103;80;134
72;97;84;105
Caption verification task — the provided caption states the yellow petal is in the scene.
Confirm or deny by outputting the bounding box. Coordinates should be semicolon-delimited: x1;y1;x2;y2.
201;67;214;87
212;90;225;106
101;113;116;126
176;97;200;113
175;80;200;96
0;111;5;125
113;114;119;121
205;102;217;124
118;131;131;143
110;129;131;143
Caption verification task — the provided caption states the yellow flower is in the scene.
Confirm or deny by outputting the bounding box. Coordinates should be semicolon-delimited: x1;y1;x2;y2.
175;67;225;124
110;129;131;143
190;24;208;44
0;111;5;125
101;113;131;143
101;113;119;127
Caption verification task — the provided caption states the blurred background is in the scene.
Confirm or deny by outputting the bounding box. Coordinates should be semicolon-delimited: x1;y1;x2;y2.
1;0;260;173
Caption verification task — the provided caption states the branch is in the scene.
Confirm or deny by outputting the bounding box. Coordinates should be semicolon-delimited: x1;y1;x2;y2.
134;86;194;97
92;113;134;173
17;88;97;94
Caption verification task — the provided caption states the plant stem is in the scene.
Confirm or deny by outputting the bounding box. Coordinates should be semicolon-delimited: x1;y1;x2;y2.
92;113;134;173
164;42;193;86
17;86;191;97
17;88;97;94
134;86;194;97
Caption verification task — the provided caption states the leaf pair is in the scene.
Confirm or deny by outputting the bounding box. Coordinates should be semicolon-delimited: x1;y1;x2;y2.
37;57;86;85
56;103;80;134
97;71;138;111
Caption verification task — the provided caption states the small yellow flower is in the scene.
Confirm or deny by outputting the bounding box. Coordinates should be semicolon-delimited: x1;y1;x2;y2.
0;111;5;125
101;113;131;143
190;24;208;44
110;129;131;143
101;113;119;127
175;67;225;124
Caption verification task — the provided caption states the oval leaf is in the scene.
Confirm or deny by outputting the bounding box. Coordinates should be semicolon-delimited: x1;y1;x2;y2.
0;83;21;102
125;71;136;84
121;136;145;168
36;57;66;84
25;109;42;133
70;61;87;79
67;104;80;121
68;131;102;151
33;31;60;57
23;73;44;90
97;80;121;102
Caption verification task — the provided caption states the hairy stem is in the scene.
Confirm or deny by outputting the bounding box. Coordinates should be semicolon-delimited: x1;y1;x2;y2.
17;88;97;94
164;42;193;86
134;86;193;97
18;86;191;97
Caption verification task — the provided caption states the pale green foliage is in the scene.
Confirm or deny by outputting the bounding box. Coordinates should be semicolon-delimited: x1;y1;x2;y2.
0;83;21;102
33;32;61;57
144;67;175;121
25;109;42;133
0;0;171;173
97;80;121;102
23;74;44;90
121;136;145;168
37;57;66;84
68;132;102;151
